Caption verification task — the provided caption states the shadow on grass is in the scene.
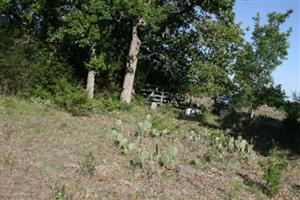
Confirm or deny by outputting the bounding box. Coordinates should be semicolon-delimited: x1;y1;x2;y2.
177;110;300;156
233;115;300;156
236;172;265;192
177;111;221;130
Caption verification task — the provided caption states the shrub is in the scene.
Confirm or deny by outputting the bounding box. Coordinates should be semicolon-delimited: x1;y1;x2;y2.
282;101;300;152
22;86;53;102
52;78;92;116
0;28;72;95
262;150;288;196
80;151;96;177
101;97;130;112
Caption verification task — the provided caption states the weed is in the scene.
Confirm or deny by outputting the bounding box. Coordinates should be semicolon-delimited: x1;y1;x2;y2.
152;116;172;131
1;153;16;168
249;185;263;196
262;149;288;196
187;129;200;142
80;151;96;177
229;182;243;200
190;155;207;170
54;182;66;200
203;148;219;163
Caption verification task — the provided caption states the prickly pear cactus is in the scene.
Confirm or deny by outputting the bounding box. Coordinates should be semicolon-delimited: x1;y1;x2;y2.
138;114;153;132
159;146;177;168
240;139;247;153
228;137;235;152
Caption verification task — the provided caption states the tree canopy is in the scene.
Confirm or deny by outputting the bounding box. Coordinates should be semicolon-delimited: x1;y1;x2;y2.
0;0;293;109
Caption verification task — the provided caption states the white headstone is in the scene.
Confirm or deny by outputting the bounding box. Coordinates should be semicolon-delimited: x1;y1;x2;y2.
185;108;192;116
151;102;158;110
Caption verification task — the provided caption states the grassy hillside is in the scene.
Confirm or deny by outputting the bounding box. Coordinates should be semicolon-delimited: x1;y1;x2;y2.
0;97;299;200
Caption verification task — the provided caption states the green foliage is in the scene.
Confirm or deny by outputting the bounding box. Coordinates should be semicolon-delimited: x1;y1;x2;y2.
187;20;243;96
257;85;286;109
233;10;292;110
0;28;71;95
284;101;300;122
100;97;131;112
152;115;173;132
1;0;293;111
262;149;288;196
54;182;66;200
52;0;111;48
80;151;96;177
52;78;92;116
159;146;177;168
85;53;107;71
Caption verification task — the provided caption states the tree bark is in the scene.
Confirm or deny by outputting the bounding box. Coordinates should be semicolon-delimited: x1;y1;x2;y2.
86;43;96;99
120;18;144;104
86;70;96;99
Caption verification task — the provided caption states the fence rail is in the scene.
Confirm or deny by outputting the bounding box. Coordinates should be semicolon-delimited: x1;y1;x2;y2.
140;87;170;105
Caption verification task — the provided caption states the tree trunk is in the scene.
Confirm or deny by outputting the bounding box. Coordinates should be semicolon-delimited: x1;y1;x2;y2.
86;43;96;99
120;18;144;104
86;70;96;99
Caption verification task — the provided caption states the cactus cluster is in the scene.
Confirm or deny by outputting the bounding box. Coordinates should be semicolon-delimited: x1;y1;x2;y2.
112;120;134;154
137;114;168;138
202;129;254;156
112;116;177;172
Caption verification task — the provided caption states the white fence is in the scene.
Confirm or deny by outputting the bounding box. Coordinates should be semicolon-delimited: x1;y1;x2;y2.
140;87;170;105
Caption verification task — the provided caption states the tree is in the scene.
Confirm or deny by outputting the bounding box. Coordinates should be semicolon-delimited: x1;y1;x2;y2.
130;0;238;98
116;0;170;103
51;0;112;99
187;19;243;96
233;10;292;116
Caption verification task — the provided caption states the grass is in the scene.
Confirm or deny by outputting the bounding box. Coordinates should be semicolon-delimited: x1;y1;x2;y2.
0;97;299;199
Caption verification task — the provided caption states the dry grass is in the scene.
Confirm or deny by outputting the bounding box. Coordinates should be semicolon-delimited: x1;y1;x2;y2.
0;97;299;199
